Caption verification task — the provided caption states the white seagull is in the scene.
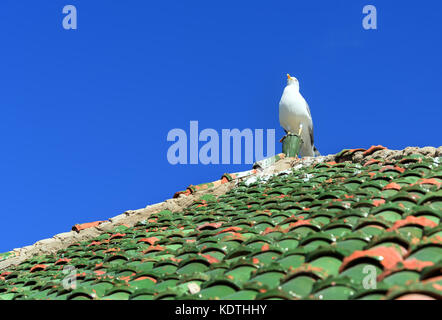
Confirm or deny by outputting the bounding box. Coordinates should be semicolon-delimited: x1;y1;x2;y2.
279;74;320;157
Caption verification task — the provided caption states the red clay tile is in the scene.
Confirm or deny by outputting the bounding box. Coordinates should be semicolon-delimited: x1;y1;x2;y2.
30;264;47;273
364;159;382;167
373;199;386;207
379;165;405;174
378;259;434;281
414;178;441;188
201;254;220;264
339;247;403;272
388;216;438;231
215;226;242;235
137;237;160;245
54;258;72;265
197;222;223;231
72;221;105;232
109;233;126;240
383;183;402;191
363;145;387;156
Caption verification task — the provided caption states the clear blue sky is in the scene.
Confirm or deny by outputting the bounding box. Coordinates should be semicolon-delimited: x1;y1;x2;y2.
0;1;441;252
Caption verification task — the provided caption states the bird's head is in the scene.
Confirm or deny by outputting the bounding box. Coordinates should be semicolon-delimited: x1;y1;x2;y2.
286;74;300;90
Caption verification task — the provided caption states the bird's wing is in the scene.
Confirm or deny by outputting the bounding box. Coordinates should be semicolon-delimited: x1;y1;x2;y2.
305;101;312;118
306;102;314;146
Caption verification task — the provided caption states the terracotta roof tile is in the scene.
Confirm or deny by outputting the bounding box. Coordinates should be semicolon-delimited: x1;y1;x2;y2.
72;221;106;232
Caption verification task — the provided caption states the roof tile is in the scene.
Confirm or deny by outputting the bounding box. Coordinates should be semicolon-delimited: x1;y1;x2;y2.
1;148;441;300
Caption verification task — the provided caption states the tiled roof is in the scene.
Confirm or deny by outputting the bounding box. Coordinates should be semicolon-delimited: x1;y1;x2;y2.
1;146;441;300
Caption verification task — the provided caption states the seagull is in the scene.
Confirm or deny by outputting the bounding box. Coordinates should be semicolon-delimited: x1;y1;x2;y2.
279;74;320;157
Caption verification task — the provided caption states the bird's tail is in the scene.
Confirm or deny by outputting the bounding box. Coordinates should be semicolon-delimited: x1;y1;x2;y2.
313;146;321;157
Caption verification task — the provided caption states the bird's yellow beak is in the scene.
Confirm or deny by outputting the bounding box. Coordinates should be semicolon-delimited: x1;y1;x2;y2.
287;74;292;80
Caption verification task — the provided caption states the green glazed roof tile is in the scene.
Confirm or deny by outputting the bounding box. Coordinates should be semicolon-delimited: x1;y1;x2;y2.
1;149;441;300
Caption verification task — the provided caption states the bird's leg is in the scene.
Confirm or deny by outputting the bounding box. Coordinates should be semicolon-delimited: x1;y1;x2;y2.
280;129;289;143
298;124;303;136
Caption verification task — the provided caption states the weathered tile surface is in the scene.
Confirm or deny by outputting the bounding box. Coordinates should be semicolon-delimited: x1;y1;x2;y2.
1;151;441;300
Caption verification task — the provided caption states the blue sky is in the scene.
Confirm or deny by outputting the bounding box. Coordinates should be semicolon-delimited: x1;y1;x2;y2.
0;1;441;252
